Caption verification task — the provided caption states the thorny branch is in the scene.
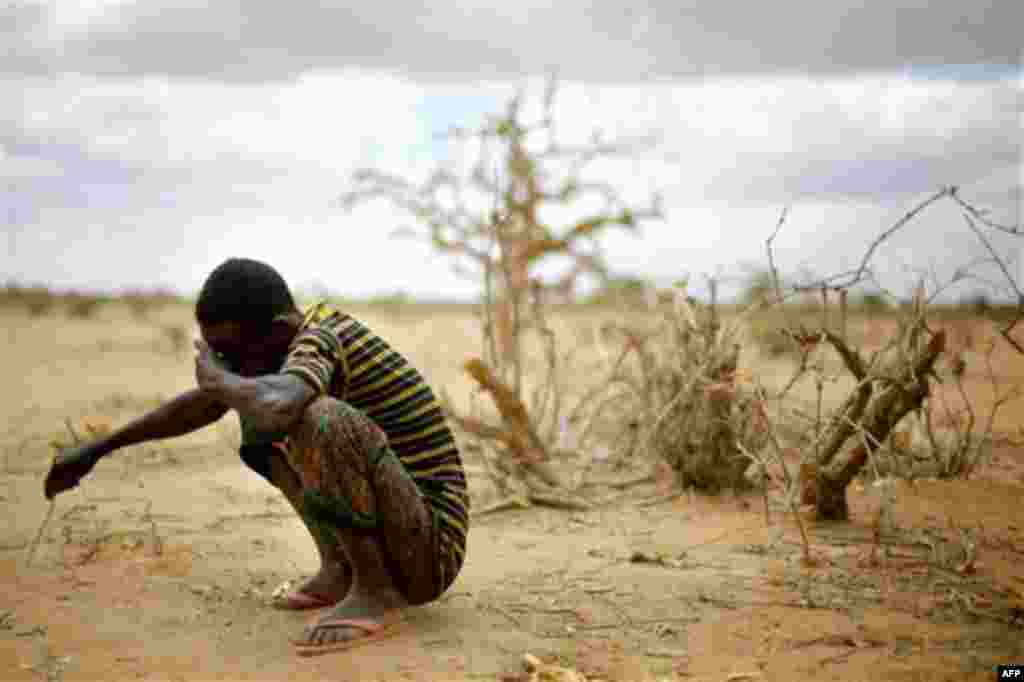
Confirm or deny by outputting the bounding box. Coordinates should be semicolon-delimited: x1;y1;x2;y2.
744;187;1020;525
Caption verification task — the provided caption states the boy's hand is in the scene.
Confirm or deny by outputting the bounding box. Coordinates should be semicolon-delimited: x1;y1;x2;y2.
44;443;103;499
194;339;227;393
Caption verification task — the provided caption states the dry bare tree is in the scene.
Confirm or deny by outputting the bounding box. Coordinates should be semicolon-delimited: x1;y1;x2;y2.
757;187;1024;521
339;79;662;502
593;184;1021;558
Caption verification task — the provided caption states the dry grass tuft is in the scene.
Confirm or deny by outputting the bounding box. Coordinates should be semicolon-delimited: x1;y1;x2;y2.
592;280;767;494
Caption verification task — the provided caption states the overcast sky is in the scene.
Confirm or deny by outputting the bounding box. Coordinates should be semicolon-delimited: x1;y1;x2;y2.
2;0;1022;302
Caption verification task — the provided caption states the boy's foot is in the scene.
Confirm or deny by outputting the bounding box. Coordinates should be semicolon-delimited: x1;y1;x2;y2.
291;589;407;655
272;566;349;611
273;588;338;610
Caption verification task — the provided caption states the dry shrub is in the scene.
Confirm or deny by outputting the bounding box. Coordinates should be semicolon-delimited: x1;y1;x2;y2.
26;295;55;317
121;288;179;320
341;79;661;505
748;314;796;358
2;283;57;316
867;324;1022;481
448;282;583;501
5;283;181;320
65;292;106;319
594;281;767;493
731;187;1024;525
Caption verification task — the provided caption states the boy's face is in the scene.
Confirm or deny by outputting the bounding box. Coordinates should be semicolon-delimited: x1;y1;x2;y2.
199;319;293;377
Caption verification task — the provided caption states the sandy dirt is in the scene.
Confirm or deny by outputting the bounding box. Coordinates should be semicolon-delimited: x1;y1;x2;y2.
2;303;1023;681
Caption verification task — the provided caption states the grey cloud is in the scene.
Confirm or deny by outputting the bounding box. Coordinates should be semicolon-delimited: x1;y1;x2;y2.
4;1;1021;82
654;78;1022;204
1;1;47;42
1;1;57;75
702;152;1019;205
2;0;1020;299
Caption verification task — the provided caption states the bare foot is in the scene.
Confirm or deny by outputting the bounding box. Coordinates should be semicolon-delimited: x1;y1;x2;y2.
292;587;408;653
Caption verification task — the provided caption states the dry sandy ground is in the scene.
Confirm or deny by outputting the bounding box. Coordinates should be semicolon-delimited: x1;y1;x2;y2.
2;303;1023;681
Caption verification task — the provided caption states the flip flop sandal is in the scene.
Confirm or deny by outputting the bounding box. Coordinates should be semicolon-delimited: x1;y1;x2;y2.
272;589;339;611
291;616;404;657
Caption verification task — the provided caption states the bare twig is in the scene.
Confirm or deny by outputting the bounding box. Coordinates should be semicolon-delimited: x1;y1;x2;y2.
142;500;163;558
472;495;532;517
528;491;593;511
851;187;957;287
25;502;55;569
765;206;791;308
962;212;1024;355
26;421;84;568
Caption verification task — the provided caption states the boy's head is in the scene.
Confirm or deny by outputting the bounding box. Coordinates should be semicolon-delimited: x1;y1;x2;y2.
196;258;300;376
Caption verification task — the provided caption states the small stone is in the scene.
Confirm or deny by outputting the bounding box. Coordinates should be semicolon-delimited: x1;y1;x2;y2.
522;654;543;672
271;579;295;601
190;584;213;597
655;623;679;637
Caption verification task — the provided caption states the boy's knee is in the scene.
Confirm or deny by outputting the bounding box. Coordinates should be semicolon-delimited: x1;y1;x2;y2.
296;396;359;427
291;396;385;451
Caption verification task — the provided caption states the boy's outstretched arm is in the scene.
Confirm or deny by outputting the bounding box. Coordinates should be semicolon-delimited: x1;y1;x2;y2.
104;387;230;451
44;388;229;499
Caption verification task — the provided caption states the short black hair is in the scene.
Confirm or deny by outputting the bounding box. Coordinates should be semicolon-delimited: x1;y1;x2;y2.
195;258;296;329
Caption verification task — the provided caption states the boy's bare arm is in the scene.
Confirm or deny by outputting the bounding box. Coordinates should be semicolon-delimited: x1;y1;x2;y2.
206;372;315;434
45;388;229;499
98;388;230;458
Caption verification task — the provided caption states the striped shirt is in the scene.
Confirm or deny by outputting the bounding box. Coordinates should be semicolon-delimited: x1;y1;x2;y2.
279;302;469;564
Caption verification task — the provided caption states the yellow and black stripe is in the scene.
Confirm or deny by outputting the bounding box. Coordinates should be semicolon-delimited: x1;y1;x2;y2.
281;302;469;567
